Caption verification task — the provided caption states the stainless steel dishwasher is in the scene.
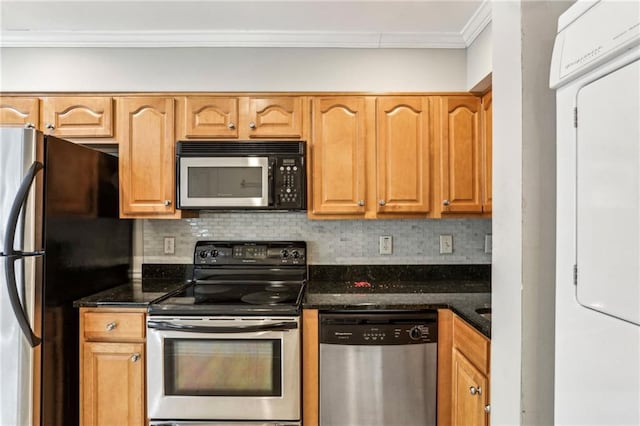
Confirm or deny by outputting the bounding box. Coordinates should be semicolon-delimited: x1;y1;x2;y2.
319;311;437;426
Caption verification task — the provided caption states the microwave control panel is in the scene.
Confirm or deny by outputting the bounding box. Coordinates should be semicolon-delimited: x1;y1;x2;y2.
274;157;305;209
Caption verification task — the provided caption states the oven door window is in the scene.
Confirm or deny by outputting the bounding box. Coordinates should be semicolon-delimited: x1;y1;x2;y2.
163;339;282;396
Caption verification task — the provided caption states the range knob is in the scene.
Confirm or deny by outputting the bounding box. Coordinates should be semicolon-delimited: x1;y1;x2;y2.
280;249;289;259
409;326;422;340
210;249;219;258
292;250;300;259
199;251;208;259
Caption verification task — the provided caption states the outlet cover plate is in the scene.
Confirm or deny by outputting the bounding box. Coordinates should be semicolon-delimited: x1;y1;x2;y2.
379;235;393;255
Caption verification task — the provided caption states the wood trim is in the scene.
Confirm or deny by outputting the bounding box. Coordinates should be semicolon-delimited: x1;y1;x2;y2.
481;91;493;213
302;309;319;426
0;91;482;97
437;309;453;426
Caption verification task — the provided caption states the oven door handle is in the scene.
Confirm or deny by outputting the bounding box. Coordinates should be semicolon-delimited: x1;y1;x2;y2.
147;320;298;333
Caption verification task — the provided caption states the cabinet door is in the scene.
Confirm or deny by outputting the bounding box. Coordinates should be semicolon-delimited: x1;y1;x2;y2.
81;342;144;426
118;97;176;216
0;97;39;127
247;97;303;138
452;349;489;426
180;96;239;138
440;96;483;214
310;97;369;216
481;92;492;213
41;97;114;137
377;97;430;214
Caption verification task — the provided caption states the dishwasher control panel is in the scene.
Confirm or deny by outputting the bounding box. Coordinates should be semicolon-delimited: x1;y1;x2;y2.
319;312;437;345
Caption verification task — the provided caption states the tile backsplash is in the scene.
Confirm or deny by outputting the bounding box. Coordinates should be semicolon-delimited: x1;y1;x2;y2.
142;213;492;265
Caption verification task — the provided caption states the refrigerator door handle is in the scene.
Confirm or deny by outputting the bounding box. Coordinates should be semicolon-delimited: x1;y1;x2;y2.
3;161;44;256
2;160;44;348
3;255;41;347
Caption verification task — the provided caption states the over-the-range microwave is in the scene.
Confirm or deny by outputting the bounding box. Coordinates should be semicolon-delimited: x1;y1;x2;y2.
176;140;306;211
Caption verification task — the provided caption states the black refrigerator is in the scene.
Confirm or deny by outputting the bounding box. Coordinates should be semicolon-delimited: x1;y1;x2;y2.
0;127;132;425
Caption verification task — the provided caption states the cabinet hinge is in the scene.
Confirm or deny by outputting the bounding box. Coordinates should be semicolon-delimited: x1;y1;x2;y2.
573;264;578;286
573;107;578;128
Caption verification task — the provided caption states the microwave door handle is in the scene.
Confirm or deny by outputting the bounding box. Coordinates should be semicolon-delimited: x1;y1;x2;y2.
268;159;276;206
147;320;298;333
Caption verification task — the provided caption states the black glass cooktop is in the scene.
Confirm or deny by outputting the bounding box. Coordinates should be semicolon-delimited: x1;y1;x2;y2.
149;241;308;316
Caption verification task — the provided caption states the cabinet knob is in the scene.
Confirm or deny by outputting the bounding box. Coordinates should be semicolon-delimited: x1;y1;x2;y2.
164;200;172;206
131;353;140;363
227;122;236;129
249;121;257;129
45;123;55;131
358;200;365;207
469;386;482;396
25;123;35;129
484;405;491;413
378;200;386;206
105;322;117;331
443;199;450;207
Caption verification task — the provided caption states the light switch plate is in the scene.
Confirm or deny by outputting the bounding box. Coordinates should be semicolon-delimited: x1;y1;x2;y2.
439;235;453;254
163;236;175;255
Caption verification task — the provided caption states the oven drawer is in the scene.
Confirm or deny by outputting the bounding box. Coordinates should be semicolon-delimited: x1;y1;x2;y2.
82;310;146;342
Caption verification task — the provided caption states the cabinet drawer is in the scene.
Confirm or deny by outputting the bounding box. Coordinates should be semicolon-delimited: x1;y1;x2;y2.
452;315;490;375
82;311;146;342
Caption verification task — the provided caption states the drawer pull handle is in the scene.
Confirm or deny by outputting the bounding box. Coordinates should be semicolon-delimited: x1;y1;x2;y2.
105;322;117;331
131;353;140;363
469;386;482;396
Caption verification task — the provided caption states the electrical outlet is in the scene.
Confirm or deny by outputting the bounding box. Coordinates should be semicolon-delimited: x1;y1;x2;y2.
485;234;492;254
439;235;453;254
163;237;175;255
379;235;393;255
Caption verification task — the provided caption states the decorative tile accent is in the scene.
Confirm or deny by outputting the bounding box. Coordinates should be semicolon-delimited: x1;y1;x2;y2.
142;213;492;265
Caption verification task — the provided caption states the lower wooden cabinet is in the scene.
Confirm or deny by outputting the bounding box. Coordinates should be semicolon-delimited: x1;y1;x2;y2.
438;309;491;426
79;307;146;426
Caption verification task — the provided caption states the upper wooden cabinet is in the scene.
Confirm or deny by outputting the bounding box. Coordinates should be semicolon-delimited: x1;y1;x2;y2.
481;92;493;213
177;96;305;140
437;96;483;215
0;96;39;127
41;97;114;138
0;96;114;140
377;97;431;215
435;94;492;216
309;97;371;217
309;96;431;219
117;97;179;218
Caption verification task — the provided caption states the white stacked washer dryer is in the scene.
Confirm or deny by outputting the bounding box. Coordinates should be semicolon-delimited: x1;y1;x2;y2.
550;1;640;424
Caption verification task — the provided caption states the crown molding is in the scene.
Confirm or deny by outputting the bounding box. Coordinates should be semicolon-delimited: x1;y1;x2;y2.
0;30;471;48
461;0;492;46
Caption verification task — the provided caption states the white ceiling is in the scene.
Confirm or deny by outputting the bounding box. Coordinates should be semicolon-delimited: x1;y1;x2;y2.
0;0;491;48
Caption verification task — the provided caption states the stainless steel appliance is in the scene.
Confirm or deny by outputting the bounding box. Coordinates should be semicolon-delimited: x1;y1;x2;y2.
319;311;438;426
176;141;306;210
0;127;131;426
147;241;306;426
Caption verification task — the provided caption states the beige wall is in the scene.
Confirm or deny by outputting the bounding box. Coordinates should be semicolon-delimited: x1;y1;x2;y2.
0;47;467;92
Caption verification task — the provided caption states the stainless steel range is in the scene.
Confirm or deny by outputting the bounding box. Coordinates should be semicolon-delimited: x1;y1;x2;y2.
147;241;306;426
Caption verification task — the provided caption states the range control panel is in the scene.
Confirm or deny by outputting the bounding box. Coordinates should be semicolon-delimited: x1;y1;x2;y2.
194;241;306;266
320;312;437;345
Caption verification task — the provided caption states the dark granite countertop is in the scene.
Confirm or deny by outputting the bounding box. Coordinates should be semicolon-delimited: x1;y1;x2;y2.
73;279;186;308
303;265;492;338
73;263;491;337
